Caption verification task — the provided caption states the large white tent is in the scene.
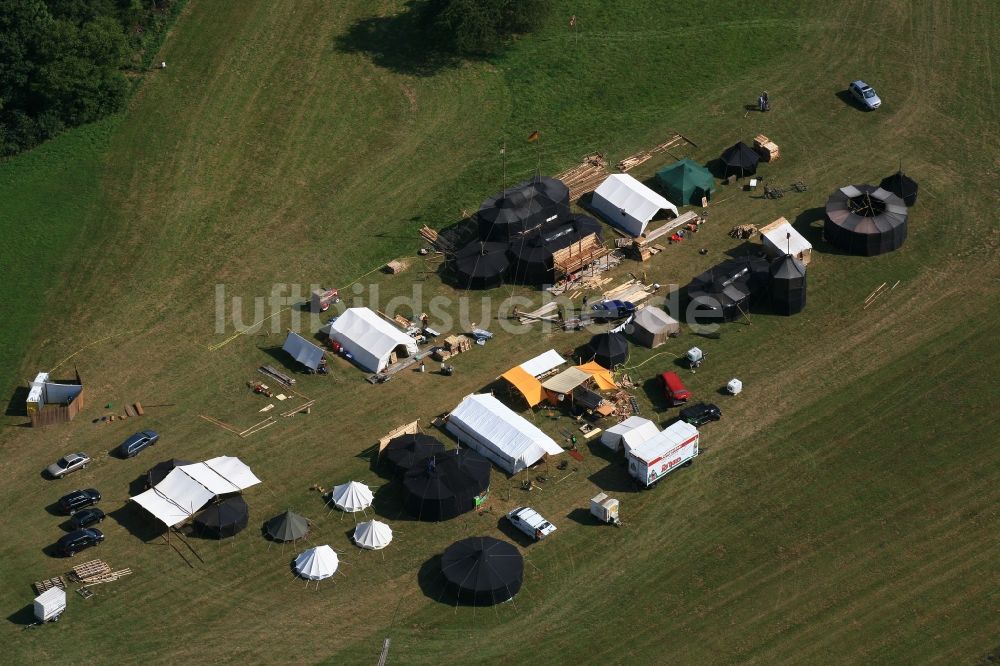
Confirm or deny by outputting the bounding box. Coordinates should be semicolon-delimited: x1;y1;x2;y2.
601;416;659;452
518;349;566;377
591;174;678;237
327;307;418;373
330;481;374;513
130;456;260;527
295;545;339;580
446;394;563;474
281;331;325;370
353;520;393;550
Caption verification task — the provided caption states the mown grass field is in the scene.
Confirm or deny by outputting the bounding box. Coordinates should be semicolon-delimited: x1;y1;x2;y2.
1;1;998;664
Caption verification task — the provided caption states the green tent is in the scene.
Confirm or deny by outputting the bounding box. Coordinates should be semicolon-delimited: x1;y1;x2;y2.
655;158;716;206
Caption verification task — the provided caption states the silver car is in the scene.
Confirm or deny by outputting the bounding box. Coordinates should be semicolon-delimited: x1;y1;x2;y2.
46;452;91;479
849;80;881;110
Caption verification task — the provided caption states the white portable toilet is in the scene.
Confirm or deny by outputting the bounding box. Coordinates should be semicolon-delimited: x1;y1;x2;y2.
727;378;743;395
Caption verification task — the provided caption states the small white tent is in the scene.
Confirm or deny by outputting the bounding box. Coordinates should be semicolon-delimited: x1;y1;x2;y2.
295;545;339;580
327;308;418;373
330;481;374;513
601;416;659;452
446;394;563;474
518;349;566;377
282;331;325;370
760;218;812;265
353;520;393;550
591;174;678;236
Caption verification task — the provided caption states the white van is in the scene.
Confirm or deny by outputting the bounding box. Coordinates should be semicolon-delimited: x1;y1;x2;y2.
506;507;557;541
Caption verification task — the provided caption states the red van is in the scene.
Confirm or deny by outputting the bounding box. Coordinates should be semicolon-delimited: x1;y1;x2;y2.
660;371;691;405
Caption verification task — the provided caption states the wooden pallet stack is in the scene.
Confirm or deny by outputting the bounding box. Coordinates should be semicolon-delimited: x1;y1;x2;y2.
555;153;609;202
433;335;471;361
68;559;110;582
33;576;66;595
753;134;780;162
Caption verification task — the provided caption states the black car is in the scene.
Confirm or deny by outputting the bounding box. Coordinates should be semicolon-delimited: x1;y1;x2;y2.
58;488;101;515
56;528;104;557
679;402;722;426
70;507;105;529
116;430;159;458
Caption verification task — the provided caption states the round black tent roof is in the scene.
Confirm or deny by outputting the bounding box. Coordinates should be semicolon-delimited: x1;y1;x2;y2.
686;256;771;323
402;449;491;522
441;536;523;606
147;458;193;488
383;433;447;475
825;184;908;256
477;177;571;242
264;510;310;542
586;332;629;368
770;254;807;316
879;170;918;206
193;496;249;539
720;142;760;178
507;214;604;284
452;240;511;290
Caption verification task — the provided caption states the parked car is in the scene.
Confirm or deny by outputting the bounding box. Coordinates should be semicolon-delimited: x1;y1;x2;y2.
591;299;636;321
45;452;91;479
679;402;722;426
58;488;101;515
56;528;104;557
659;371;692;405
848;80;881;110
69;507;105;529
116;430;159;458
507;507;557;541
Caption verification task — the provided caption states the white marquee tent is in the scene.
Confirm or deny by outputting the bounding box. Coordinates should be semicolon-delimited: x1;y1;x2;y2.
591;174;678;237
327;307;418;373
446;394;563;474
295;545;339;580
353;520;393;550
601;416;660;452
330;481;374;513
131;456;260;527
281;331;326;371
518;349;566;377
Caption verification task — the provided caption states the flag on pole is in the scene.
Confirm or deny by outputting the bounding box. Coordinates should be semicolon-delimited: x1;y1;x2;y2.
527;130;540;142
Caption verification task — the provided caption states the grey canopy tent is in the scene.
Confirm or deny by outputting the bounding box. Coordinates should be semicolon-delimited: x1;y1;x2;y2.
628;306;680;348
265;510;310;542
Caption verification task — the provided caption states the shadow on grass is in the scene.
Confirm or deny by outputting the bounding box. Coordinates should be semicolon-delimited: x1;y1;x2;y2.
793;206;852;256
641;375;670;412
835;89;868;111
334;1;460;77
7;604;37;626
108;502;164;543
4;386;28;417
585;443;636;493
417;554;449;603
566;507;600;526
495;517;535;548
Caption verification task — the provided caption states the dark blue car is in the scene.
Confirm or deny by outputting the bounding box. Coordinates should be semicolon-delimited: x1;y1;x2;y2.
116;430;159;458
591;299;636;321
70;507;105;529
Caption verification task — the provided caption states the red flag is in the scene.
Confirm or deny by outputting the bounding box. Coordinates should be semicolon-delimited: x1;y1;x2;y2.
527;130;540;142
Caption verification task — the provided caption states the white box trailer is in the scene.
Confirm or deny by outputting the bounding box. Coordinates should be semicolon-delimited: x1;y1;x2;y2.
590;493;620;524
626;421;699;487
34;587;66;623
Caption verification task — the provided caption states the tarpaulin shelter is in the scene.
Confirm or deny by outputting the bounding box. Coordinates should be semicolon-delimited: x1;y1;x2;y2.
146;458;193;488
879;170;918;206
629;306;680;348
281;331;325;371
507;215;604;284
656;158;716;205
193;496;249;539
825;184;908;256
295;545;338;580
518;349;566;377
330;481;374;513
542;367;592;405
353;520;393;550
402;450;491;521
686;256;771;324
441;536;523;606
382;433;446;474
770;254;807;315
600;416;659;452
759;217;812;265
453;240;511;290
586;332;629;368
477;176;571;242
720;142;760;178
265;510;310;542
500;366;545;408
446;394;563;474
590;174;678;237
327;307;418;372
576;361;617;390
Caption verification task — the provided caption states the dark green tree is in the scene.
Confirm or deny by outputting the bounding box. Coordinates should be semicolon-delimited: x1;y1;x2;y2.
420;0;549;56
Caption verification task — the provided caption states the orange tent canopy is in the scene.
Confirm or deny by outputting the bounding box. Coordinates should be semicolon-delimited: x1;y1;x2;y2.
576;361;617;391
500;366;545;407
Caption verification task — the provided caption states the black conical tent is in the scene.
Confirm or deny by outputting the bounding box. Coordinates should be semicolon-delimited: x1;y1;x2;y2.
825;184;908;256
507;214;604;284
452;240;511;290
265;510;310;542
193;496;249;539
477;177;571;242
441;536;523;606
402;450;490;522
382;433;446;474
586;332;629;368
147;458;193;487
686;256;772;323
770;254;807;315
720;142;760;178
879;170;918;206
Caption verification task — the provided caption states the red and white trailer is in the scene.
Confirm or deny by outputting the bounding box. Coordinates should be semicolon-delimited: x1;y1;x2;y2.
626;421;699;487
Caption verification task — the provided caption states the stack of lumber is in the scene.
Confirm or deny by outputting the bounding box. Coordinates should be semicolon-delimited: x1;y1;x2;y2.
419;225;452;252
434;335;471;360
555;153;608;202
640;212;700;247
69;559;110;582
753;134;780;162
33;576;66;595
259;365;295;387
602;279;653;305
80;568;133;586
616;134;691;171
383;260;407;274
516;302;560;324
552;233;611;277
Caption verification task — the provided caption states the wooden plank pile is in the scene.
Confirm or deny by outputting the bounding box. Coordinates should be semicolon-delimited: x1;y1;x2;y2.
552;233;612;277
555;153;609;202
433;335;471;360
383;260;407;274
729;224;758;240
419;225;453;253
259;365;295;387
79;568;133;587
602;278;653;305
754;134;780;162
616;134;692;172
69;559;110;582
33;576;66;595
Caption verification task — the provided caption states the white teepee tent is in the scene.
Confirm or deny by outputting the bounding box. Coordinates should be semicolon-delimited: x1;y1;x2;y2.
353;520;393;550
294;545;339;580
330;481;374;513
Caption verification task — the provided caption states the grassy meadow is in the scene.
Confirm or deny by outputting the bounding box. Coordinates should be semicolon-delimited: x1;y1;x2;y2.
1;1;997;664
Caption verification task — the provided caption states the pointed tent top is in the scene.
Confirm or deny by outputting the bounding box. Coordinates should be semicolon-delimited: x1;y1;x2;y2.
294;545;339;580
265;510;310;542
331;481;374;512
353;520;393;550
